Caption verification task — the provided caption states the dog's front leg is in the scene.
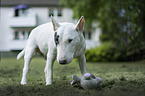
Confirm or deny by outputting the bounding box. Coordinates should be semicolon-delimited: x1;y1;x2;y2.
77;55;86;75
44;50;56;85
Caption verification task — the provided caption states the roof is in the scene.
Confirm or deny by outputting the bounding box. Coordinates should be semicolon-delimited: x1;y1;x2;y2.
1;0;60;7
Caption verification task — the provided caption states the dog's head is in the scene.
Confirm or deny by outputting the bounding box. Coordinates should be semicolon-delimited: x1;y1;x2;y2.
51;16;85;64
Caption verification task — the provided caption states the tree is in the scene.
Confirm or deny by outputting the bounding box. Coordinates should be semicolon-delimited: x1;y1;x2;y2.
61;0;145;61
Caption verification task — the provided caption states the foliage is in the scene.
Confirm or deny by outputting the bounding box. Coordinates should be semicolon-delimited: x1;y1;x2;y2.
0;58;145;96
99;34;110;42
60;0;99;26
85;42;114;62
85;42;145;62
61;0;145;61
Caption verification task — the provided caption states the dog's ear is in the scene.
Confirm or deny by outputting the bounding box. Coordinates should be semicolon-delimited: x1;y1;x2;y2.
51;16;60;31
75;16;85;33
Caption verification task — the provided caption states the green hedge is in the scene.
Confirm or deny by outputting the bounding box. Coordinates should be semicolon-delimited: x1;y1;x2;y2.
85;42;116;62
85;42;145;62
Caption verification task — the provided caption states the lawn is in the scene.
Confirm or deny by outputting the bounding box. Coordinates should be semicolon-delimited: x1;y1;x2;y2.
0;57;145;96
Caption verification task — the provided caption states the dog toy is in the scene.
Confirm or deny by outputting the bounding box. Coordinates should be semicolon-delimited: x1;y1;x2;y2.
71;73;102;90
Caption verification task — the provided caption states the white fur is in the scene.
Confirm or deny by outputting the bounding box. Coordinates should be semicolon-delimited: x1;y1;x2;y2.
17;16;86;85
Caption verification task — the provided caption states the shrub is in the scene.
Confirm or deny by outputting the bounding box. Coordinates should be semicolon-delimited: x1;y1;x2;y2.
85;42;145;62
85;42;116;62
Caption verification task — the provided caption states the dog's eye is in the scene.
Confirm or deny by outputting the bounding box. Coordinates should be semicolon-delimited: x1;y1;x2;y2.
68;39;73;43
55;35;59;44
54;32;59;46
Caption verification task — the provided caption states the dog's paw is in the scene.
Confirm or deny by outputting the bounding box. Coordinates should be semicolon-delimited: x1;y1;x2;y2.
46;83;52;86
46;80;52;86
21;81;27;85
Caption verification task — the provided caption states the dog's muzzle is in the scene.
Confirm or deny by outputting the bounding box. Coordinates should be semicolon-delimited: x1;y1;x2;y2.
59;60;67;64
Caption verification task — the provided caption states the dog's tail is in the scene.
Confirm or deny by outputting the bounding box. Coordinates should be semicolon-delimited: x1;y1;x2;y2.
17;49;25;60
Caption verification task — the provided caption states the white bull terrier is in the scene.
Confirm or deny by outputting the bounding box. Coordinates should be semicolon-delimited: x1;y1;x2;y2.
17;16;86;85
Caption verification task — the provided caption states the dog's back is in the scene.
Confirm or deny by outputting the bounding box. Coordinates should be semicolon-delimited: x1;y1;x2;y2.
17;22;54;59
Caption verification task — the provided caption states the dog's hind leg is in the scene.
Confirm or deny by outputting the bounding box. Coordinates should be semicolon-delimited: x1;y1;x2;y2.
21;46;36;85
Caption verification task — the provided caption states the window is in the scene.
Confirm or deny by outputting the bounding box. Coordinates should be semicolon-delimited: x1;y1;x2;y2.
49;9;54;17
15;9;19;17
83;31;92;40
14;30;30;40
48;9;63;17
88;32;91;40
14;31;19;39
14;9;28;17
57;9;62;17
14;5;29;17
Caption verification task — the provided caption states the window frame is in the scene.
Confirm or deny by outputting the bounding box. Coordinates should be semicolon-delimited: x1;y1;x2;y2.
49;9;54;17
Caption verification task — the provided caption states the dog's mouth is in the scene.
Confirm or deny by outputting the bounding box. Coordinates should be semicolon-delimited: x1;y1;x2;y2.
58;60;71;65
59;63;68;65
59;60;68;65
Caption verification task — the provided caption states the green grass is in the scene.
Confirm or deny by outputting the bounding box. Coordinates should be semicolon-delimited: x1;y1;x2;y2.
0;57;145;96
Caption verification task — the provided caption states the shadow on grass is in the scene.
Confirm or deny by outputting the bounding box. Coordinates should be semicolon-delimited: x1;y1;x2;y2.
0;66;21;77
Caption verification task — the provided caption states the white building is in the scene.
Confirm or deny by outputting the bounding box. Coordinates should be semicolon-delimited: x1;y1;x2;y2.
0;0;101;52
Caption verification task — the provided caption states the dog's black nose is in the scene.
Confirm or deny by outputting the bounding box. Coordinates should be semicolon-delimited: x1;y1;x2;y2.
59;60;67;64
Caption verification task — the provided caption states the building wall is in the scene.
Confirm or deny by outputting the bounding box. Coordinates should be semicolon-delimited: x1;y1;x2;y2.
0;6;101;51
92;28;101;42
30;7;75;24
0;7;14;51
